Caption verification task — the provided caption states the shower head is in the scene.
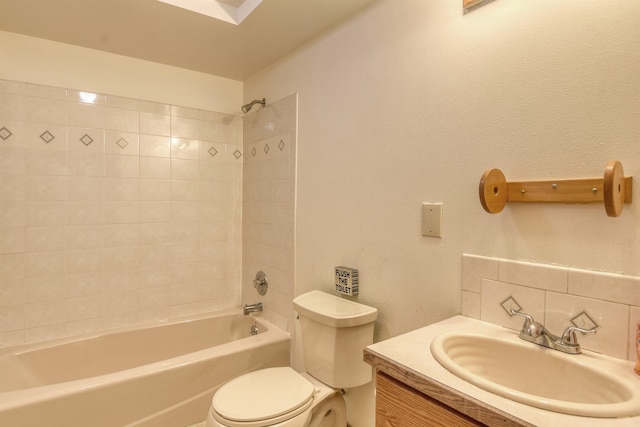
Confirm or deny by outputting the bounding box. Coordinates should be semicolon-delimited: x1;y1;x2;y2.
241;98;266;113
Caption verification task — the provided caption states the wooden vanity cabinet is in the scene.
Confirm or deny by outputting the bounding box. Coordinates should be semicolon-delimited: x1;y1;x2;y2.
375;372;487;427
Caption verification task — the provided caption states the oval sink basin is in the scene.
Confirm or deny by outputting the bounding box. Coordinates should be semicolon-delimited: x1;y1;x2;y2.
430;331;640;418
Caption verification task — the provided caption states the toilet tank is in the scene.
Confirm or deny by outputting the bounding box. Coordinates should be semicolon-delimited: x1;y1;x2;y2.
293;290;377;389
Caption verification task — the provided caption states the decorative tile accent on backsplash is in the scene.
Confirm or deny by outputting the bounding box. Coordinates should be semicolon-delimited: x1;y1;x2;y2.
462;254;640;360
40;130;55;143
116;137;129;150
80;134;94;146
0;126;12;140
0;78;244;349
570;310;599;331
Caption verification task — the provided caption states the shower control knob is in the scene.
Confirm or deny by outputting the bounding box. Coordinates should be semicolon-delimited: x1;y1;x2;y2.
253;271;268;295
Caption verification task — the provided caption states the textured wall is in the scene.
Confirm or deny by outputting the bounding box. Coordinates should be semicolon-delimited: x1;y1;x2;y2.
244;1;640;425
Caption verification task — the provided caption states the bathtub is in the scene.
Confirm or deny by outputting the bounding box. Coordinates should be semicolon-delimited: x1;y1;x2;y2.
0;309;290;426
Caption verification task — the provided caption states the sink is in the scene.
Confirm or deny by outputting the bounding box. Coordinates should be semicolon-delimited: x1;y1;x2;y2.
430;331;640;418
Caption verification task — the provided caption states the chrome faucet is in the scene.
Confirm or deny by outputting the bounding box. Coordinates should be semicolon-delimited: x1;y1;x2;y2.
510;309;596;355
243;302;263;315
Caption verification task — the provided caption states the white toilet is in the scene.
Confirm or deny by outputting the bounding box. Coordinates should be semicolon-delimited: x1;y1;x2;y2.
206;290;377;427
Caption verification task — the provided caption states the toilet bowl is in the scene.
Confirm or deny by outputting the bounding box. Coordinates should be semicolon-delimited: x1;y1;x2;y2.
206;291;377;427
206;367;346;427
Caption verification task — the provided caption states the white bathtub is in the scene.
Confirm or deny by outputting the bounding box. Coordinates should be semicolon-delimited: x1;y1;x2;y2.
0;309;290;426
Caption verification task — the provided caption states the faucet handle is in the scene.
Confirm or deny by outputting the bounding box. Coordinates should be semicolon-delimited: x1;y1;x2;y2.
560;325;597;346
509;309;544;339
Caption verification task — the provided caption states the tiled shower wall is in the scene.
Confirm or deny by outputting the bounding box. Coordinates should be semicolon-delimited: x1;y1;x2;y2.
0;79;243;348
242;94;297;333
462;254;640;361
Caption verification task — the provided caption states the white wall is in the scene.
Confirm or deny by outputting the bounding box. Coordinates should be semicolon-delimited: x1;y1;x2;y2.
246;0;640;338
244;1;640;425
0;31;242;114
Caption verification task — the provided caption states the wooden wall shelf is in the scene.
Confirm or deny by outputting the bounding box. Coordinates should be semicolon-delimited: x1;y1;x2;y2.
479;160;633;217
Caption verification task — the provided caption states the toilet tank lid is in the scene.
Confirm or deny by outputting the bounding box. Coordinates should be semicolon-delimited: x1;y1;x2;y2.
293;290;377;328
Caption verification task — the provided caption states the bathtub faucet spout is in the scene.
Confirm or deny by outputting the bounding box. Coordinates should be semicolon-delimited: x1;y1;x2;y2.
243;302;263;315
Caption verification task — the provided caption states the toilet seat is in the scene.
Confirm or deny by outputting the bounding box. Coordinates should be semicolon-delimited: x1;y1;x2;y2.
211;367;316;427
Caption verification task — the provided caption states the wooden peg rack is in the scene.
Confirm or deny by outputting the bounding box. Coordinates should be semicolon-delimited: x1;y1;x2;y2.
479;160;633;217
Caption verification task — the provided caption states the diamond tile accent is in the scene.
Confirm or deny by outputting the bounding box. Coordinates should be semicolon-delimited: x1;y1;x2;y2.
40;130;55;143
0;126;12;140
570;310;599;331
233;149;242;159
251;147;257;157
500;296;522;316
264;143;270;154
278;139;285;151
116;137;129;149
208;146;218;157
80;134;94;146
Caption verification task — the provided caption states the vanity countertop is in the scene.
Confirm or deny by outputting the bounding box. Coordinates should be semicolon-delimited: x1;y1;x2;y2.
364;315;640;427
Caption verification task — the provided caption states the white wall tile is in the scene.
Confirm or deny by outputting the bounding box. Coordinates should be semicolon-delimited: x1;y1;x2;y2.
27;149;67;175
26;226;66;252
103;223;139;248
28;175;66;201
26;123;67;152
67;102;104;129
67;127;104;153
105;154;139;178
140;113;170;136
171;158;199;180
0;146;27;174
170;137;199;159
0;200;27;227
140;135;170;158
171;116;200;140
569;268;640;306
140;157;170;179
68;176;103;201
0;120;26;148
0;79;244;349
66;201;104;225
105;107;139;133
140;179;170;201
545;292;629;359
499;259;568;292
105;131;139;156
0;174;27;201
480;279;546;331
0;226;26;254
0;93;27;121
26;97;66;124
67;151;105;176
27;201;66;226
462;254;497;292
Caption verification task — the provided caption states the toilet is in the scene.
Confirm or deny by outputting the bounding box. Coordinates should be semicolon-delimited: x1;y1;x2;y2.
206;290;377;427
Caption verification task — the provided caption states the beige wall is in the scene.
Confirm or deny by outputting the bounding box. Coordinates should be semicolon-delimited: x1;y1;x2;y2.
244;1;640;425
0;31;242;114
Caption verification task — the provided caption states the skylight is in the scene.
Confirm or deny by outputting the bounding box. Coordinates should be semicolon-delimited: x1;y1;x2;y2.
157;0;263;25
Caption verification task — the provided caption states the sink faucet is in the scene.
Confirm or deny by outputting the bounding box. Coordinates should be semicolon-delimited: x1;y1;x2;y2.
243;302;263;315
510;309;596;355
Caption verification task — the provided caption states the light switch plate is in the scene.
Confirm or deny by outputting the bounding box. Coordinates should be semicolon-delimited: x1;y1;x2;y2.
422;203;443;238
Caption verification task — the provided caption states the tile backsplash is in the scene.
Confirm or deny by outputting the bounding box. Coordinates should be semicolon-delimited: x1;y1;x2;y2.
0;79;243;348
462;254;640;361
